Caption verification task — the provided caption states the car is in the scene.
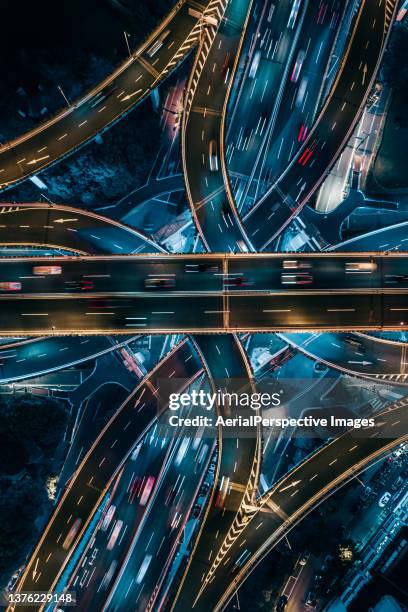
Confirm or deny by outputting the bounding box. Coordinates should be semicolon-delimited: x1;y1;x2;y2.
62;518;82;550
185;262;219;273
290;49;305;83
144;276;175;289
0;282;21;291
378;492;392;508
209;139;219;171
139;476;155;506
249;51;261;78
345;261;377;273
225;275;251;287
343;335;365;351
192;504;201;518
33;265;62;275
295;76;308;108
298;123;308;142
65;278;94;291
281;273;313;285
147;29;170;57
287;0;302;28
282;259;312;269
106;520;123;550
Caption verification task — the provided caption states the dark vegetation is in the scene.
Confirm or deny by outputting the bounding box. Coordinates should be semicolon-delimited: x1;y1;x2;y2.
0;394;69;588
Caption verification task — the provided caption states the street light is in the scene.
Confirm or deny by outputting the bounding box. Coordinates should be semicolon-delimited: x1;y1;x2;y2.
124;31;131;58
57;85;71;107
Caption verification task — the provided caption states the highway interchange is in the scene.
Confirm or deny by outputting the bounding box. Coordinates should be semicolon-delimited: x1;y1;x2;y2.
1;0;407;610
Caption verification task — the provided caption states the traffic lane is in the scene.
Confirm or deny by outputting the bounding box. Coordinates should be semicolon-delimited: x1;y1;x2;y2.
227;256;382;290
72;434;173;610
0;206;161;254
108;434;213;611
0;256;224;294
200;402;408;610
261;0;343;183
229;293;382;330
0;295;224;333
173;334;259;611
0;2;200;189
243;0;393;248
0;254;392;295
282;332;405;377
12;340;202;603
0;336;125;383
328;221;408;252
4;293;408;333
183;0;253;252
228;0;297;174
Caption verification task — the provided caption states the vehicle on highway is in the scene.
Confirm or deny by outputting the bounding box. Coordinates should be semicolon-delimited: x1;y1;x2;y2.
136;554;152;584
101;560;117;589
101;504;116;532
287;0;302;28
62;518;82;551
225;275;252;287
33;265;62;275
295;76;308;108
378;492;392;508
298;123;308;142
281;272;313;285
209;139;219;172
106;519;123;550
343;335;365;351
385;274;408;283
291;49;306;83
282;259;312;269
139;476;155;506
0;282;21;291
270;350;292;371
147;29;171;57
237;240;249;253
230;549;251;574
345;261;377;273
249;51;261;79
267;3;276;22
215;476;230;508
144;276;175;289
221;51;232;82
64;278;94;291
184;262;219;273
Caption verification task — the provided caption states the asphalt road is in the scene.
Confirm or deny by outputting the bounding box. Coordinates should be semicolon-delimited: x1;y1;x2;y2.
2;253;408;332
10;339;203;611
242;0;398;250
0;335;139;383
191;400;408;610
0;0;207;190
0;204;163;254
172;333;260;611
281;332;408;380
183;0;254;251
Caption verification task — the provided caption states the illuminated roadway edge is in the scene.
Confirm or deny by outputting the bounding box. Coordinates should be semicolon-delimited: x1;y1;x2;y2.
2;253;408;333
193;400;408;611
7;338;205;611
0;203;164;254
0;336;141;384
0;0;221;190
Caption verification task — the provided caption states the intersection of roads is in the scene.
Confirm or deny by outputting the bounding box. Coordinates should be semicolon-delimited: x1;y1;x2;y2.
1;0;406;610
